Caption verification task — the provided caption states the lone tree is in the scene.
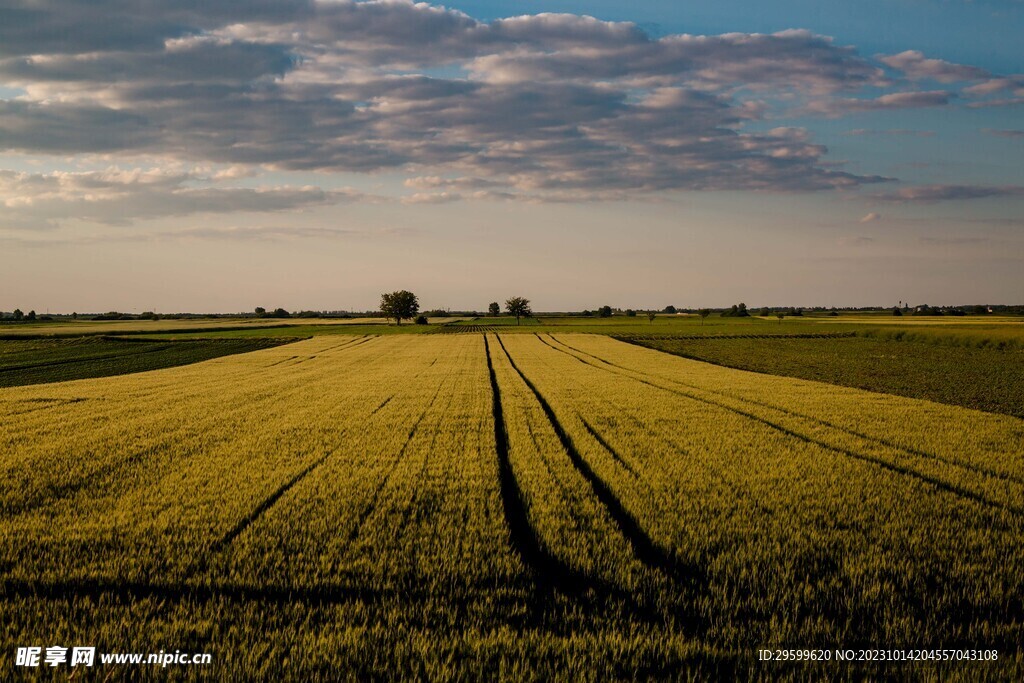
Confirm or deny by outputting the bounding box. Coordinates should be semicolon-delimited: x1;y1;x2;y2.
776;311;786;324
647;311;657;324
663;305;677;314
598;305;612;318
505;296;531;325
488;302;500;317
698;309;711;325
380;290;419;325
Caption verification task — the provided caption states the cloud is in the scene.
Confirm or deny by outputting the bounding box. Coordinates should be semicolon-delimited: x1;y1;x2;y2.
400;191;462;204
859;212;881;223
0;167;368;228
963;76;1024;96
0;1;311;57
808;91;954;116
0;1;1002;202
466;28;884;91
873;184;1024;203
961;76;1024;107
879;50;989;82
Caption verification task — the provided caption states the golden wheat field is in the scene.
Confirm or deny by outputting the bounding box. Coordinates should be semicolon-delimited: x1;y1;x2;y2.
2;334;1022;679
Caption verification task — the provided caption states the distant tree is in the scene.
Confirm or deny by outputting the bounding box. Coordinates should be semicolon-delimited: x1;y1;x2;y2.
26;310;36;321
488;302;500;317
582;310;593;317
254;307;266;317
912;304;942;317
698;309;710;325
598;305;612;318
663;305;677;314
972;305;988;315
505;297;531;325
775;311;785;324
625;309;636;317
647;311;657;324
892;307;903;316
71;312;77;320
721;303;749;318
759;307;772;317
271;308;290;318
13;308;23;321
414;315;428;325
380;290;419;325
140;311;157;320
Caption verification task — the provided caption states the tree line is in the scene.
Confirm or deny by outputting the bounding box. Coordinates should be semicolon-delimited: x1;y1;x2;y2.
380;291;534;325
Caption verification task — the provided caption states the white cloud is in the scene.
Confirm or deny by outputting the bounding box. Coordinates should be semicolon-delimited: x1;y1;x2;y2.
0;0;1004;204
880;50;989;82
807;91;954;116
873;184;1024;203
0;167;369;228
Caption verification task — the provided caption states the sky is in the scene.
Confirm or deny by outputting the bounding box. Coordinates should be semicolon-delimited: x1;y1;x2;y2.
0;0;1022;312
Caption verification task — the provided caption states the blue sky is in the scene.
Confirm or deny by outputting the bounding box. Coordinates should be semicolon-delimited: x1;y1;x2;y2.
0;0;1021;311
453;0;1024;71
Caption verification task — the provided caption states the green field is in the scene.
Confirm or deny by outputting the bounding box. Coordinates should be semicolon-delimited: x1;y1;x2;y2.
0;337;293;388
1;333;1022;679
621;334;1024;418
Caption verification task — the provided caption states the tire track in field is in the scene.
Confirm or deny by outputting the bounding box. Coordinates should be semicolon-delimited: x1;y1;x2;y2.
555;334;1024;492
1;397;88;417
204;390;401;562
264;355;299;367
384;340;480;546
327;335;377;354
609;336;1024;489
494;335;704;585
531;334;650;481
316;335;370;354
2;344;397;519
544;335;1024;518
578;417;642;480
484;335;602;595
193;348;443;575
343;371;451;548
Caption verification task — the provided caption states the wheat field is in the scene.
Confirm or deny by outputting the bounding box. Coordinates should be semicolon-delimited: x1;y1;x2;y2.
1;334;1021;679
